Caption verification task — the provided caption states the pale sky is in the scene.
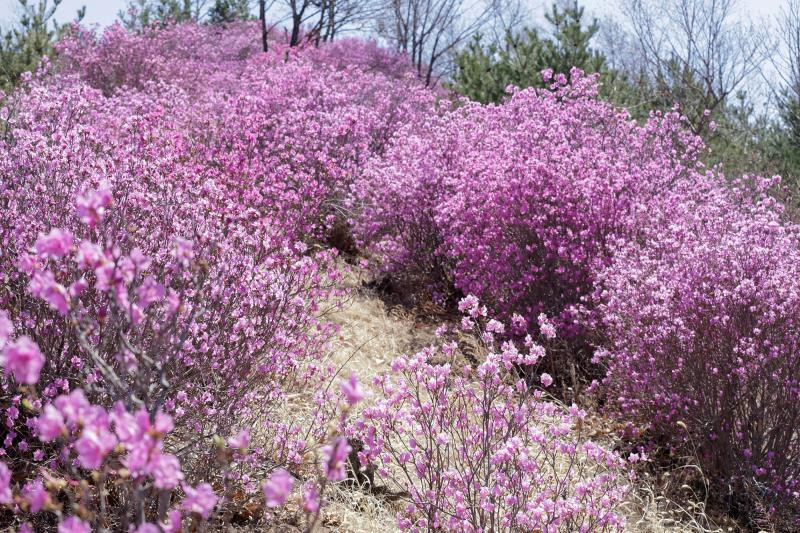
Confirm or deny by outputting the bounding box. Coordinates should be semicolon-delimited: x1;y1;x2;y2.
0;0;789;28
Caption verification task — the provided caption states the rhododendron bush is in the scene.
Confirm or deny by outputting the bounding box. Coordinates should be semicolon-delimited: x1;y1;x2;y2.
353;69;706;339
596;175;800;523
0;20;436;530
352;296;633;532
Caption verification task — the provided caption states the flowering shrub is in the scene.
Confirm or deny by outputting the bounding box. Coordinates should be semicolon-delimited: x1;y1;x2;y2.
0;18;433;531
53;21;435;241
353;69;706;341
596;175;800;523
0;313;366;530
352;296;632;532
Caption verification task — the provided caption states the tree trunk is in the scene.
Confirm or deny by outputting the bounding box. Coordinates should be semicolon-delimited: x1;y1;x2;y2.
290;14;302;46
259;0;268;52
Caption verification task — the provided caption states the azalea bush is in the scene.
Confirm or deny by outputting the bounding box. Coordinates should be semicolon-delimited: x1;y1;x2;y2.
596;175;800;525
0;303;366;531
0;18;432;531
353;69;706;341
352;296;633;532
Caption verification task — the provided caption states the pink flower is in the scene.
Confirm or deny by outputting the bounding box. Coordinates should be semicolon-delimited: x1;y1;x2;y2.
227;429;250;450
540;373;553;388
53;390;91;424
263;468;294;507
149;452;184;490
181;483;218;519
458;295;479;313
0;462;12;504
2;336;45;384
161;510;183;533
21;479;48;513
302;481;320;513
28;271;70;315
37;405;67;441
340;374;365;406
536;313;556;340
35;228;73;259
58;517;91;533
486;319;505;334
75;425;117;469
322;437;351;482
75;240;105;270
76;181;112;228
134;524;161;533
137;276;165;309
0;310;12;349
173;237;194;267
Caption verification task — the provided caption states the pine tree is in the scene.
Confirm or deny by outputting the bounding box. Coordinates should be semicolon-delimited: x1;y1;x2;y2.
0;0;84;91
208;0;251;24
452;1;607;104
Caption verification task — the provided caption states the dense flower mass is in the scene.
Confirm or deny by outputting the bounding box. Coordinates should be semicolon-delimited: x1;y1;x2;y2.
0;11;798;532
353;70;704;335
596;175;800;521
0;19;434;530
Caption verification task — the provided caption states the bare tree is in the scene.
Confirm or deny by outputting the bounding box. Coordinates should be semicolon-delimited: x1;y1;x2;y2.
375;0;511;85
264;0;379;46
620;0;767;135
772;1;800;134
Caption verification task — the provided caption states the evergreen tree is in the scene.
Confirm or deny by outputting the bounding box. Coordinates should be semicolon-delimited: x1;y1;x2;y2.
120;0;198;30
208;0;252;24
452;1;606;104
0;0;84;91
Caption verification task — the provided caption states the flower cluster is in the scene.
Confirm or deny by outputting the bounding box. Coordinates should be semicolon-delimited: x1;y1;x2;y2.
596;175;800;522
352;297;632;532
352;68;705;342
0;18;429;531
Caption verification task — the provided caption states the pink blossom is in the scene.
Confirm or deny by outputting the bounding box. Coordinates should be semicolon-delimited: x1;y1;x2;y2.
53;390;91;424
2;336;45;384
75;425;117;469
322;437;351;482
540;373;553;388
0;311;13;349
181;483;218;519
36;405;67;441
76;181;112;228
340;374;365;406
58;517;91;533
302;481;320;513
161;510;183;533
537;313;557;340
21;479;48;512
34;228;73;259
0;462;12;504
263;468;294;507
27;271;70;315
148;452;184;490
227;429;250;450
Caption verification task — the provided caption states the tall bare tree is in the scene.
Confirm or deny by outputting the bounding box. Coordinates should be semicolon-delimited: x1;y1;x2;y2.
264;0;378;46
620;0;767;135
772;1;800;139
375;0;511;85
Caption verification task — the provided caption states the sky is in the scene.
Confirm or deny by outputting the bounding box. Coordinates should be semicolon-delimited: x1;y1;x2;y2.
0;0;790;28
